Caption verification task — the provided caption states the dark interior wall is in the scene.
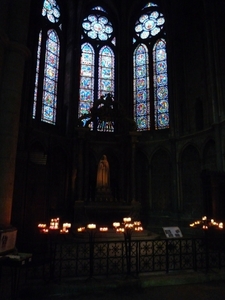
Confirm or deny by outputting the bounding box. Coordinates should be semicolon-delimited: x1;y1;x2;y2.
6;0;225;239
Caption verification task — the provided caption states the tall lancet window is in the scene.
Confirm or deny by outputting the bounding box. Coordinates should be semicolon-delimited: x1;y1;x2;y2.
33;0;62;125
79;6;116;132
133;2;169;131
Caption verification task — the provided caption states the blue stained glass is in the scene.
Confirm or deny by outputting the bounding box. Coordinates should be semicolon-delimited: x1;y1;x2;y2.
156;49;166;61
156;74;167;85
157;17;165;26
88;15;97;22
158;100;169;113
156;61;167;73
92;6;106;12
83;14;113;41
98;46;114;97
41;29;60;124
33;31;42;119
144;2;158;9
80;76;92;88
82;22;91;30
80;89;92;101
140;32;150;39
98;32;108;41
151;27;160;36
79;7;115;132
102;68;111;78
42;0;60;23
99;17;108;24
135;8;165;39
136;66;146;77
79;43;95;118
133;44;150;131
157;86;168;99
134;4;169;131
153;39;169;129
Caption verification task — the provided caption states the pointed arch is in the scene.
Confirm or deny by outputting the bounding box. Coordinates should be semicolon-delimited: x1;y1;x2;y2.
32;0;62;126
133;44;150;130
79;6;116;132
133;2;169;131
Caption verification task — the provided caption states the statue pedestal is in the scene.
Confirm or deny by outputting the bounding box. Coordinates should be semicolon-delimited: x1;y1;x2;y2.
95;186;113;202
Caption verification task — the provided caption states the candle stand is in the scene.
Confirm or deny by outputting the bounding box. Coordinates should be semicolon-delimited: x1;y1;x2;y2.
77;224;108;279
113;218;143;277
38;218;71;281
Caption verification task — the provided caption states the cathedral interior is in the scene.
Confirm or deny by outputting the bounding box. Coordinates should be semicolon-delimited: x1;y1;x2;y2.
1;0;225;252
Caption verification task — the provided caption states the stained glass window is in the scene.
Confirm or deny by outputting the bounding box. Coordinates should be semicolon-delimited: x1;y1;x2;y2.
153;39;169;129
42;0;60;23
133;2;169;131
133;44;150;130
41;30;60;124
79;43;95;117
98;46;114;98
79;6;115;132
33;0;61;125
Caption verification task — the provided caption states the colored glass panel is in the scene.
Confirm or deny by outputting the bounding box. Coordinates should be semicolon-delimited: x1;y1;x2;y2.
143;2;158;9
41;29;60;124
33;31;42;119
153;39;169;129
98;46;114;98
82;13;113;41
42;0;60;23
79;43;95;116
79;7;115;132
135;8;165;39
133;44;150;131
92;6;106;12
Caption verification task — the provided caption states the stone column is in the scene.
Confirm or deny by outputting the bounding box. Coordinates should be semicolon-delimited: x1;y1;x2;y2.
0;0;31;226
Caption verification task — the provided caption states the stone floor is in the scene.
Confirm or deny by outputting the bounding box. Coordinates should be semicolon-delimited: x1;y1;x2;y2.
1;267;225;300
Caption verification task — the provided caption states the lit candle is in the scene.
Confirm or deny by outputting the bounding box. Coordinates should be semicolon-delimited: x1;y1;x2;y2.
134;221;141;226
38;224;47;228
125;223;133;229
77;227;85;232
123;217;131;223
117;227;124;233
219;223;224;229
49;218;60;229
63;223;71;228
135;226;143;231
87;224;96;229
99;227;108;232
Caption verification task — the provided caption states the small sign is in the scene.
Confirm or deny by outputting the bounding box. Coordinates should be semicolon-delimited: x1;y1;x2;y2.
163;227;183;238
0;228;17;254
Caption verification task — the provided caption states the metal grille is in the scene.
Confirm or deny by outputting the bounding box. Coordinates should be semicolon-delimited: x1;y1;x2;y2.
27;236;225;280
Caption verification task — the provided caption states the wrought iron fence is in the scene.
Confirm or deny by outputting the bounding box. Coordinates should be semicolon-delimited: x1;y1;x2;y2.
30;235;225;280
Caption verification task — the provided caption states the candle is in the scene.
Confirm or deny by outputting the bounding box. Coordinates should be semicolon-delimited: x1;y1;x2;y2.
87;224;96;229
135;226;143;231
134;221;141;226
113;222;120;228
77;227;85;232
123;217;131;223
99;227;108;232
49;218;60;229
38;224;47;228
116;228;124;233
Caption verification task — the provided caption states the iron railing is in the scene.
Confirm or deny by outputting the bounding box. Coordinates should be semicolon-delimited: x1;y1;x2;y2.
30;234;225;280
